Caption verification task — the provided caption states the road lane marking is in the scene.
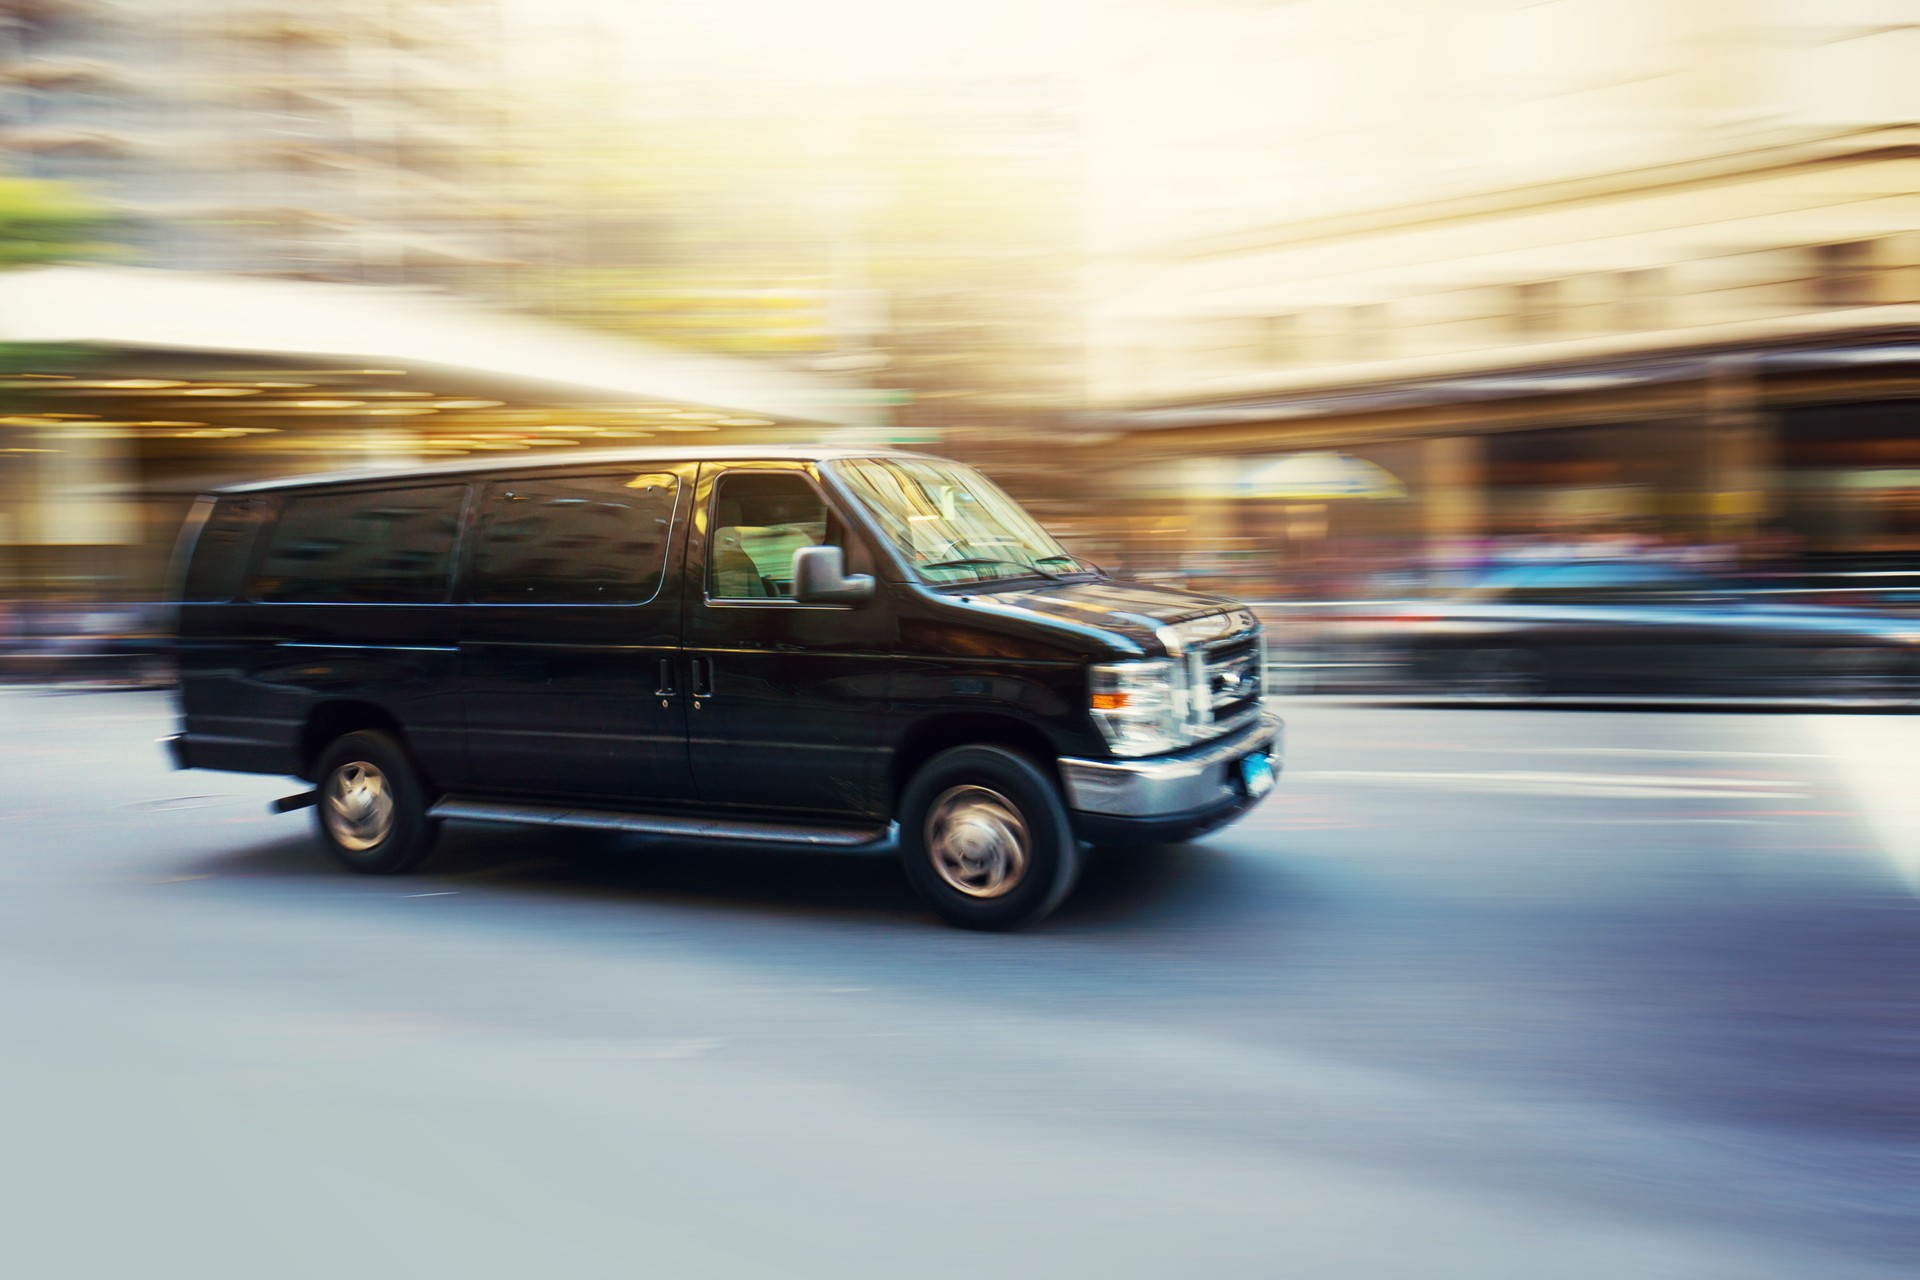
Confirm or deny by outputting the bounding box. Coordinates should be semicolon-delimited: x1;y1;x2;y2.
1507;747;1822;760
1574;817;1771;825
1300;769;1805;799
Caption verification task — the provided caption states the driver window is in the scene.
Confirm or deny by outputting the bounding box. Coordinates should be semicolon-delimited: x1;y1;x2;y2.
708;472;830;599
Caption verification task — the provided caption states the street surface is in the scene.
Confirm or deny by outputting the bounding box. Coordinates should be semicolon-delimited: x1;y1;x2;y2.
2;689;1916;1279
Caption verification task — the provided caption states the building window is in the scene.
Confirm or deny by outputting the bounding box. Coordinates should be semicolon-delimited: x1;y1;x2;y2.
1811;241;1877;308
1202;316;1260;363
1512;281;1562;339
1613;269;1664;333
1348;303;1388;360
1260;314;1300;366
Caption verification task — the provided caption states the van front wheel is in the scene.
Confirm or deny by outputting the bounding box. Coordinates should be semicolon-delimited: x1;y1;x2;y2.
312;729;438;875
898;745;1080;930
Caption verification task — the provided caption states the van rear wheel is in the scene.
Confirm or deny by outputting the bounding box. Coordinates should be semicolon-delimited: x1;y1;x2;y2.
898;745;1080;930
312;729;438;875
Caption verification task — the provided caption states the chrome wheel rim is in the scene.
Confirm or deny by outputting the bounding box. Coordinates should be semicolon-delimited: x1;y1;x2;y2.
323;760;394;852
925;784;1030;899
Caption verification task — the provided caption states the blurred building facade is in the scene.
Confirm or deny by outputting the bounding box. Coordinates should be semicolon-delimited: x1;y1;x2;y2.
491;54;1089;506
0;2;1098;614
0;0;762;604
8;0;1913;618
0;0;521;287
1084;0;1918;597
0;1;1092;609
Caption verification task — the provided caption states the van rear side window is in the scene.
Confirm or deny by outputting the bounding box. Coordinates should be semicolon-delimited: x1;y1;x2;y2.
252;485;466;604
469;472;678;605
181;497;266;602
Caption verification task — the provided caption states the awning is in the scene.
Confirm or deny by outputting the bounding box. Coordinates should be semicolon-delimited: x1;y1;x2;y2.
1114;333;1920;432
0;265;843;424
1239;451;1406;500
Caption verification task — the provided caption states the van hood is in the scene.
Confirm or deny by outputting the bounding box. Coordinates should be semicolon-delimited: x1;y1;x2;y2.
958;578;1254;656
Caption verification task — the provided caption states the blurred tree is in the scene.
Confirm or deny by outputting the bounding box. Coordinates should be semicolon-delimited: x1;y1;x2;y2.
503;101;1083;485
0;173;111;268
505;113;846;352
0;172;113;372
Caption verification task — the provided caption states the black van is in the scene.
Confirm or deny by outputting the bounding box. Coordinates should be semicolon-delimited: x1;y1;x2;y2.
165;448;1280;929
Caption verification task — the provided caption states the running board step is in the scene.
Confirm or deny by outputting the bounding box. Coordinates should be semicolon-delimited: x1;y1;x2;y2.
428;797;895;851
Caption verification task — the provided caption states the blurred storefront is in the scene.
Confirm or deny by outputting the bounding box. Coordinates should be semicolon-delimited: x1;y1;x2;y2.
1780;400;1920;571
1088;337;1918;601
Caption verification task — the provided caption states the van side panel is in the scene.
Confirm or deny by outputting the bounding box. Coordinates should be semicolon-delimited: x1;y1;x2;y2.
177;483;471;783
679;461;898;818
454;464;696;804
882;593;1113;762
215;598;466;780
181;603;465;779
175;494;284;774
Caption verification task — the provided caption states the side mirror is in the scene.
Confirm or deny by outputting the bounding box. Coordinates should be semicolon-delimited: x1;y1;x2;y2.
791;545;875;605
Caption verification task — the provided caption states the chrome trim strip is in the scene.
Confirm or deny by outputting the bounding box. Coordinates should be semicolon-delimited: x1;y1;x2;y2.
428;797;897;850
1203;703;1266;741
276;642;459;653
1059;713;1282;819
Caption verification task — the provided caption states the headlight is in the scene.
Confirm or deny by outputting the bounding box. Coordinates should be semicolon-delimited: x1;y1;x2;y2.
1089;659;1192;757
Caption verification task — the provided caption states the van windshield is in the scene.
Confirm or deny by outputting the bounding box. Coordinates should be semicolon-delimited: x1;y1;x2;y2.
833;457;1086;586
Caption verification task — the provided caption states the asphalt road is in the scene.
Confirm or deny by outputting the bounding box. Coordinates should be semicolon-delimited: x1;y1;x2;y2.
1;689;1916;1279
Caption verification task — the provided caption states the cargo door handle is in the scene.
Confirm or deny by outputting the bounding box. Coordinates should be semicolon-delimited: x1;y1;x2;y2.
655;658;675;696
690;657;714;699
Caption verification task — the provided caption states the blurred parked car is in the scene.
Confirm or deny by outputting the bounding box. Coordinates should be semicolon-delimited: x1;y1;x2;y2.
1360;561;1920;704
0;601;173;686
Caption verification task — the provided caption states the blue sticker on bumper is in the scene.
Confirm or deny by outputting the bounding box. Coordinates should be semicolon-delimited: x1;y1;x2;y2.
1239;752;1275;798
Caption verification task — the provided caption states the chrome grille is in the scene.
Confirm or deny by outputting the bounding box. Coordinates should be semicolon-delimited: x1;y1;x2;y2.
1175;622;1264;737
1202;635;1262;724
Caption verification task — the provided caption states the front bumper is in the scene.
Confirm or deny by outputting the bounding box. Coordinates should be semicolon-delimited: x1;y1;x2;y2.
1059;713;1282;845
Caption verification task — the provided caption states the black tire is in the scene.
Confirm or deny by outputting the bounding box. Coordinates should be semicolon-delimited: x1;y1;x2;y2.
897;745;1081;931
311;729;439;875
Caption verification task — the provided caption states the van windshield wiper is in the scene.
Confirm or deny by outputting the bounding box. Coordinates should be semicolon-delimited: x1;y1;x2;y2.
920;557;1062;581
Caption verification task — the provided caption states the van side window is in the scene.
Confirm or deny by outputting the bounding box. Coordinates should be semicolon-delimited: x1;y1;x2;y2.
252;485;465;604
181;497;266;602
469;472;678;605
708;473;828;599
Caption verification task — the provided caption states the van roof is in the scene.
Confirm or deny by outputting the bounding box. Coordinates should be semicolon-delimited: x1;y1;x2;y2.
213;445;945;495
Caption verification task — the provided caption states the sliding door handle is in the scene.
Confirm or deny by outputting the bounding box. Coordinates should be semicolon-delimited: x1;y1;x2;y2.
689;657;715;699
655;658;675;696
